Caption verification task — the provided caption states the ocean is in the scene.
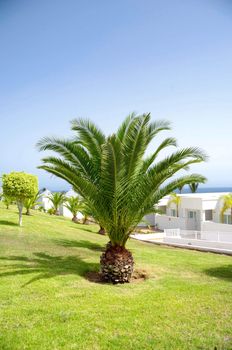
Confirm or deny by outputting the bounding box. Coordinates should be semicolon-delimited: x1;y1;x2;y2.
180;187;232;194
53;187;232;194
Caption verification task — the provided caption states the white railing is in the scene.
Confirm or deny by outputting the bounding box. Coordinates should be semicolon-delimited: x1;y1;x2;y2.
164;229;232;243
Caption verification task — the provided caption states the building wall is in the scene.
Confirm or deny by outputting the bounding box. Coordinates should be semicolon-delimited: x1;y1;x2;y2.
60;204;84;220
40;197;53;211
155;214;186;230
181;197;203;210
201;221;232;233
141;213;156;226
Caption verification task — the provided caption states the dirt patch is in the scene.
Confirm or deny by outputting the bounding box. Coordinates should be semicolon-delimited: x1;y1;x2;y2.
131;269;149;283
86;269;149;284
86;271;103;283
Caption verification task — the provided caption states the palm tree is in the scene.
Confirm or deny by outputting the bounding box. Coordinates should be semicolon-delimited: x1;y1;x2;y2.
220;193;232;224
37;113;207;283
47;192;66;215
2;195;12;209
64;196;82;223
167;193;181;217
24;192;41;215
177;185;184;194
189;182;199;193
81;199;106;234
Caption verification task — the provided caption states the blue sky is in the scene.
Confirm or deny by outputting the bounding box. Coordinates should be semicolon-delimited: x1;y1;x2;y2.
0;0;232;190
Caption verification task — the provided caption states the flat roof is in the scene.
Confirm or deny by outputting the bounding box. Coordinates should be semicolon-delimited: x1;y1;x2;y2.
158;192;229;205
179;192;229;200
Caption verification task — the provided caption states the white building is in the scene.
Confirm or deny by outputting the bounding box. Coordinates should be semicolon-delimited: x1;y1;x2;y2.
59;189;84;221
37;188;53;211
37;188;83;220
143;192;232;233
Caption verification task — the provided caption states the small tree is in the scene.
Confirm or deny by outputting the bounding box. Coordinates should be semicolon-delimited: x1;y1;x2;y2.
81;200;106;234
47;192;66;215
80;202;92;224
64;196;83;222
24;192;41;215
168;193;181;217
2;195;13;209
220;194;232;224
2;172;38;226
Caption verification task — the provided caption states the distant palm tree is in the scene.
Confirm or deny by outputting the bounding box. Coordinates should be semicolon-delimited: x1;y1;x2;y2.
190;176;207;193
80;199;106;234
37;113;207;283
178;185;184;194
168;193;181;217
220;193;232;224
2;195;12;209
24;192;41;215
64;196;83;223
189;182;199;193
47;192;66;215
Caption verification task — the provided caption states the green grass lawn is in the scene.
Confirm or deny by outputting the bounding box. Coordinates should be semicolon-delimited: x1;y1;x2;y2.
0;204;231;350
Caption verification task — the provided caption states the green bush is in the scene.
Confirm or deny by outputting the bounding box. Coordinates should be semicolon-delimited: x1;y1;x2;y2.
47;208;56;215
2;172;38;226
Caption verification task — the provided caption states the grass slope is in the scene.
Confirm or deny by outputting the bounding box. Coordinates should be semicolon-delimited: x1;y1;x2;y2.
0;204;231;350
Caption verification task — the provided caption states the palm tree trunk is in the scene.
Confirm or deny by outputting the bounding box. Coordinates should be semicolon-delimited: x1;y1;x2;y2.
26;208;30;215
72;215;78;223
83;215;88;224
100;243;134;284
220;212;224;223
98;226;106;235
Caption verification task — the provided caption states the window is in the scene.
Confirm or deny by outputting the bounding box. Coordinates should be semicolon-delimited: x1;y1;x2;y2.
224;215;232;225
170;209;176;217
188;211;197;219
205;210;213;221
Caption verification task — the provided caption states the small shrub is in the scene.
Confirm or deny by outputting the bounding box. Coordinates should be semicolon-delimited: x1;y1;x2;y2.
47;208;56;215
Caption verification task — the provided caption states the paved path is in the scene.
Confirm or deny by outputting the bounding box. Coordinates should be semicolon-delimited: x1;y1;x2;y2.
131;233;232;256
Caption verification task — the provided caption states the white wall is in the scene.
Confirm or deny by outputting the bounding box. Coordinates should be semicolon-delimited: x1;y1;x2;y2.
155;214;186;230
201;221;232;233
181;197;202;210
201;231;232;242
60;203;84;220
139;213;156;227
40;197;53;211
202;199;218;210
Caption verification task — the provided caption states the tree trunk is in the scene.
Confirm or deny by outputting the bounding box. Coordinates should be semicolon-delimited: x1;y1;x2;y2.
72;215;79;223
17;201;23;227
55;209;60;215
83;216;89;224
100;243;134;284
98;226;106;235
26;208;31;215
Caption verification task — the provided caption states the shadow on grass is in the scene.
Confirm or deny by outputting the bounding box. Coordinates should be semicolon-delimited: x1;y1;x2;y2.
0;220;18;227
54;239;104;252
73;226;98;234
204;265;232;281
0;252;99;286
